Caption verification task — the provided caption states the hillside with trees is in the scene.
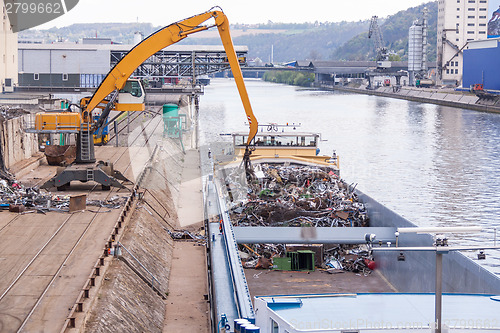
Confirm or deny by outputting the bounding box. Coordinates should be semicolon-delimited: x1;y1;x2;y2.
19;23;158;44
19;1;437;62
179;21;371;63
332;2;437;61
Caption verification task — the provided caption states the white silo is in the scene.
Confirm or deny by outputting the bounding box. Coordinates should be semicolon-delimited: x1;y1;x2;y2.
408;7;428;85
134;32;143;45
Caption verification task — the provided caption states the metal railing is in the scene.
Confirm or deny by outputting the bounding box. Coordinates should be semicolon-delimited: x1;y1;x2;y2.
213;177;255;321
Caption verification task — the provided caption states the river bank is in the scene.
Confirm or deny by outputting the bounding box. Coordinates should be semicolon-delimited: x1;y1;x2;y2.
323;83;500;113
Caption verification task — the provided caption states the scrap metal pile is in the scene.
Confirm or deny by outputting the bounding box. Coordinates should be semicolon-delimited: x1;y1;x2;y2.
226;164;375;274
323;245;375;275
168;229;206;243
0;179;127;213
239;243;375;275
228;164;369;227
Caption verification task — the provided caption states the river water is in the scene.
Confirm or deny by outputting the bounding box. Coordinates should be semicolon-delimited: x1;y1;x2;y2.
198;78;500;275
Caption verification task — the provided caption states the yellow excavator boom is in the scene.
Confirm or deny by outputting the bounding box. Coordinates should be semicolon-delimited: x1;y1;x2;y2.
83;8;258;145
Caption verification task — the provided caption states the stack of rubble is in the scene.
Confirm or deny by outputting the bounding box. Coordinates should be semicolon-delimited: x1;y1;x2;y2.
0;180;127;213
227;164;376;273
239;243;375;274
323;245;375;275
228;164;368;227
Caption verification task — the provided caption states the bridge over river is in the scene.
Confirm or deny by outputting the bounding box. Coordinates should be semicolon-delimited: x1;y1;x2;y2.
240;60;437;83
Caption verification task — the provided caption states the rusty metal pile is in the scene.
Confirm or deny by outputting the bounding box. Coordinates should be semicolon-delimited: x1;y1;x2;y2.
0;179;127;213
323;245;375;275
168;229;206;242
239;243;375;274
225;163;376;274
228;164;368;227
239;244;285;269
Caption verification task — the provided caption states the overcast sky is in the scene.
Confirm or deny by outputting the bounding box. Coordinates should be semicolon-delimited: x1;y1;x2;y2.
36;0;429;29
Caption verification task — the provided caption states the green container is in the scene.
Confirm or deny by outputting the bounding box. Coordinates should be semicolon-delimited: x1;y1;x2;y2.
273;257;292;271
297;250;315;271
162;103;179;116
287;252;298;270
287;251;315;271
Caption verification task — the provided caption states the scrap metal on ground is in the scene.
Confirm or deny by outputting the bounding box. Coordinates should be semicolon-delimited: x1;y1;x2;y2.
0;179;128;213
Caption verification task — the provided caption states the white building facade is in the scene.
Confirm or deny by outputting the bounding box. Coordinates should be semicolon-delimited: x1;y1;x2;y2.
0;0;18;92
437;0;489;86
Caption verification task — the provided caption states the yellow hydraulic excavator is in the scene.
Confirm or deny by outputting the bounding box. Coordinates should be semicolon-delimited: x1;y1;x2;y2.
33;8;258;190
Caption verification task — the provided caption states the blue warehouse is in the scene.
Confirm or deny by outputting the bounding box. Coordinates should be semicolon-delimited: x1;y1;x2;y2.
463;37;500;91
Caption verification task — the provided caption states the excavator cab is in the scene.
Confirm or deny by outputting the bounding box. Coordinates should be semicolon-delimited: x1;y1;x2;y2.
116;79;146;112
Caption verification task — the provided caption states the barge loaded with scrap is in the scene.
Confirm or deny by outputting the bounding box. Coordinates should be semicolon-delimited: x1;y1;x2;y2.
204;126;500;333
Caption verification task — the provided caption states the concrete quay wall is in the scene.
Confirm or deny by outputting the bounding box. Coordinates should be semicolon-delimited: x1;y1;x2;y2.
328;85;500;113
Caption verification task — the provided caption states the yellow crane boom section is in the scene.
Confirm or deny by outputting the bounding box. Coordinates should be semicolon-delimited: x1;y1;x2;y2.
82;8;258;145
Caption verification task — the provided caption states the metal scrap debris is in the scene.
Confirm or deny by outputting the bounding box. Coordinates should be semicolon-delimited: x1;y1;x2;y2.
168;229;205;241
238;243;375;274
226;164;375;274
227;164;368;228
0;179;128;213
324;245;375;275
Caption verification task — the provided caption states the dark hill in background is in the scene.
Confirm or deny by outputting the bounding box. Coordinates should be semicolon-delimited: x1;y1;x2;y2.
178;21;371;63
20;23;158;44
19;1;437;62
333;2;437;61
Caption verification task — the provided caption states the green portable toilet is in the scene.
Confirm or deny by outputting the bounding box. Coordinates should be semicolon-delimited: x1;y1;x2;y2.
162;103;179;116
162;104;180;137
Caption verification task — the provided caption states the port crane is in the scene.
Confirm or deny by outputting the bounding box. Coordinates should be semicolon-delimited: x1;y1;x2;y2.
368;16;389;66
366;15;406;89
32;8;259;190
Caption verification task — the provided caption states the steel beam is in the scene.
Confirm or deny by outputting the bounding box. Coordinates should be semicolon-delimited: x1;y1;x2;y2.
233;227;397;244
110;49;248;79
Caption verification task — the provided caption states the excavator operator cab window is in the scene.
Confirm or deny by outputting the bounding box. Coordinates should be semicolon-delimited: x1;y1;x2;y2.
120;80;143;97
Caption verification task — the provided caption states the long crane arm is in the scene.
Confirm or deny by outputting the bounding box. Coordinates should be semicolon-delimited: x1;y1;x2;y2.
82;8;258;145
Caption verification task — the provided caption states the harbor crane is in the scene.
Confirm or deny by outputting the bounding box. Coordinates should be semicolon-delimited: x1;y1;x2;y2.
30;8;258;190
368;16;390;68
366;15;406;89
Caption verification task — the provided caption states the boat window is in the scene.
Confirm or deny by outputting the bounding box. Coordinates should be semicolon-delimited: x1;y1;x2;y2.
305;136;317;146
233;135;248;146
250;135;316;147
271;319;279;333
120;80;143;97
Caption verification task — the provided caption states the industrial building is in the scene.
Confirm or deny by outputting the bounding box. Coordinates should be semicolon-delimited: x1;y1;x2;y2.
437;0;489;86
18;43;110;88
17;43;248;88
0;0;18;92
462;37;500;90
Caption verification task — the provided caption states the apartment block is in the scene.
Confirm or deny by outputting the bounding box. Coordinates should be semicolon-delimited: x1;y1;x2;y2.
0;0;18;92
437;0;489;85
